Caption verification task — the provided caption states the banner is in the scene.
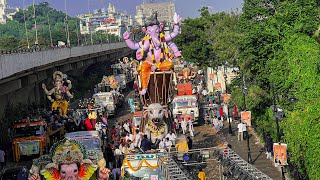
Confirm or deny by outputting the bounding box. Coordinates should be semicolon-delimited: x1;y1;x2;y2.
241;111;251;126
18;141;40;156
215;83;221;90
273;143;287;166
210;73;214;80
223;94;231;103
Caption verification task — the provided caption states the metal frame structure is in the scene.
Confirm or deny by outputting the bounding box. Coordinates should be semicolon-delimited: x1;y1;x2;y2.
224;147;273;180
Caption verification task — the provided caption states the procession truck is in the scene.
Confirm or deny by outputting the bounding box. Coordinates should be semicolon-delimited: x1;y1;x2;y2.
172;95;199;124
12;119;64;162
93;92;121;116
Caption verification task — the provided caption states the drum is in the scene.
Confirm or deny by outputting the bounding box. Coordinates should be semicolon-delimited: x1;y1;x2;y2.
140;71;174;106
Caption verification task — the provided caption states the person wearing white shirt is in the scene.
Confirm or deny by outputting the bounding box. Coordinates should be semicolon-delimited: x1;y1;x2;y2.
164;138;173;152
127;140;135;151
159;138;165;150
188;121;194;137
165;131;177;145
181;119;187;134
133;129;141;148
237;122;244;141
212;116;219;133
123;122;131;133
125;133;133;142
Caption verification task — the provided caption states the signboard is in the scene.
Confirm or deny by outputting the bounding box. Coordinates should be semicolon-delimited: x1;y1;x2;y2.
215;83;221;90
209;73;214;80
126;154;157;160
273;143;287;166
18;141;40;156
223;94;231;103
241;111;251;126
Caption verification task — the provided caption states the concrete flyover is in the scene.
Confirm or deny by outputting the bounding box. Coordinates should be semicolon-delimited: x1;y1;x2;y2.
0;42;132;122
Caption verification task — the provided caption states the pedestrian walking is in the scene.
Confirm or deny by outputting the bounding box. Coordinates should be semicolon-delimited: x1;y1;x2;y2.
188;120;194;137
266;133;273;160
181;118;187;134
237;122;244;141
212;116;219;133
0;148;5;170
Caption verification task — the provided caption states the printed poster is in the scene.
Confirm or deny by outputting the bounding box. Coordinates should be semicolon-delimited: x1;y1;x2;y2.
209;73;214;80
241;111;251;126
223;94;231;103
215;83;221;90
273;143;287;166
18;141;40;155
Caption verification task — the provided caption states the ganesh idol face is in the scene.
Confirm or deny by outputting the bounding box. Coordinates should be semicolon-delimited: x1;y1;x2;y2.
60;164;79;180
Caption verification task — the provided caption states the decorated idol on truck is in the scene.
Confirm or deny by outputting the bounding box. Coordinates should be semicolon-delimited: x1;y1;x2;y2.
123;11;182;142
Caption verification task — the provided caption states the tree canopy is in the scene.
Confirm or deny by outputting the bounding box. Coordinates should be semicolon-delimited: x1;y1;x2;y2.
177;0;320;178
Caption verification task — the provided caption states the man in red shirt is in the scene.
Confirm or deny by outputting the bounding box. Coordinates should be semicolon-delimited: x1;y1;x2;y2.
111;126;117;137
84;118;94;131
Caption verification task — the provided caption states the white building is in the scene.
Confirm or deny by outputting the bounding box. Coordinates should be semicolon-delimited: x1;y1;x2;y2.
0;0;7;24
135;2;176;26
79;3;133;38
0;0;19;24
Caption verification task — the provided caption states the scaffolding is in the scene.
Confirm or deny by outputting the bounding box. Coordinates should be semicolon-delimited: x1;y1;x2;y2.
224;147;273;180
157;151;189;180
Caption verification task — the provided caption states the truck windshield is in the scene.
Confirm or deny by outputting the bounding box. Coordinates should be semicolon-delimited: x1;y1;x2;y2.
95;96;112;104
14;125;43;137
77;138;101;150
173;101;197;109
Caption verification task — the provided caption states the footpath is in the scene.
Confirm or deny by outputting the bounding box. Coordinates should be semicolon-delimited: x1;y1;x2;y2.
223;119;283;180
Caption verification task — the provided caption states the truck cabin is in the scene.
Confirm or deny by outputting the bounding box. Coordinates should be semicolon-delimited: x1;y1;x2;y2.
172;96;198;109
13;121;46;138
93;92;115;107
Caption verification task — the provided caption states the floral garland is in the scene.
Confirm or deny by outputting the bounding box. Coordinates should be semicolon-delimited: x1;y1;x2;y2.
147;121;165;137
122;158;158;172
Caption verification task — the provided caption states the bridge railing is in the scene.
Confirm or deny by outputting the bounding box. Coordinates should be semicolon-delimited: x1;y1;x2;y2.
0;42;128;80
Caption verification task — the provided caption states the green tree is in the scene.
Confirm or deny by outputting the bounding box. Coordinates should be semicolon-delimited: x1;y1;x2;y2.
175;7;214;67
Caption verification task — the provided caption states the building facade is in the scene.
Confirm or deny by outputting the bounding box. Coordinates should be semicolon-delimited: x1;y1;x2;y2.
79;3;133;38
0;0;7;24
135;2;176;26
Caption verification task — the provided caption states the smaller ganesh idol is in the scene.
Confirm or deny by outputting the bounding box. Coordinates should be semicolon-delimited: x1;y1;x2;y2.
28;139;110;180
123;11;181;95
42;71;73;118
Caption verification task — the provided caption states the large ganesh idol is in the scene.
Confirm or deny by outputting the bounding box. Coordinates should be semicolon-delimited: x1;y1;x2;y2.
28;139;110;180
42;71;73;118
123;12;181;95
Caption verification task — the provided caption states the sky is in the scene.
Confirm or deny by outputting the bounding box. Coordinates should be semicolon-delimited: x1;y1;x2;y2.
8;0;243;18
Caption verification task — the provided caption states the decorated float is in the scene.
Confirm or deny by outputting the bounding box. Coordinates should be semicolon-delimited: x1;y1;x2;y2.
28;139;109;180
123;11;183;142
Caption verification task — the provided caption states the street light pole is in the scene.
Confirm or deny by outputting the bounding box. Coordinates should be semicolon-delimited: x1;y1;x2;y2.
272;82;281;142
47;10;53;47
23;0;30;49
242;74;252;163
32;0;38;45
